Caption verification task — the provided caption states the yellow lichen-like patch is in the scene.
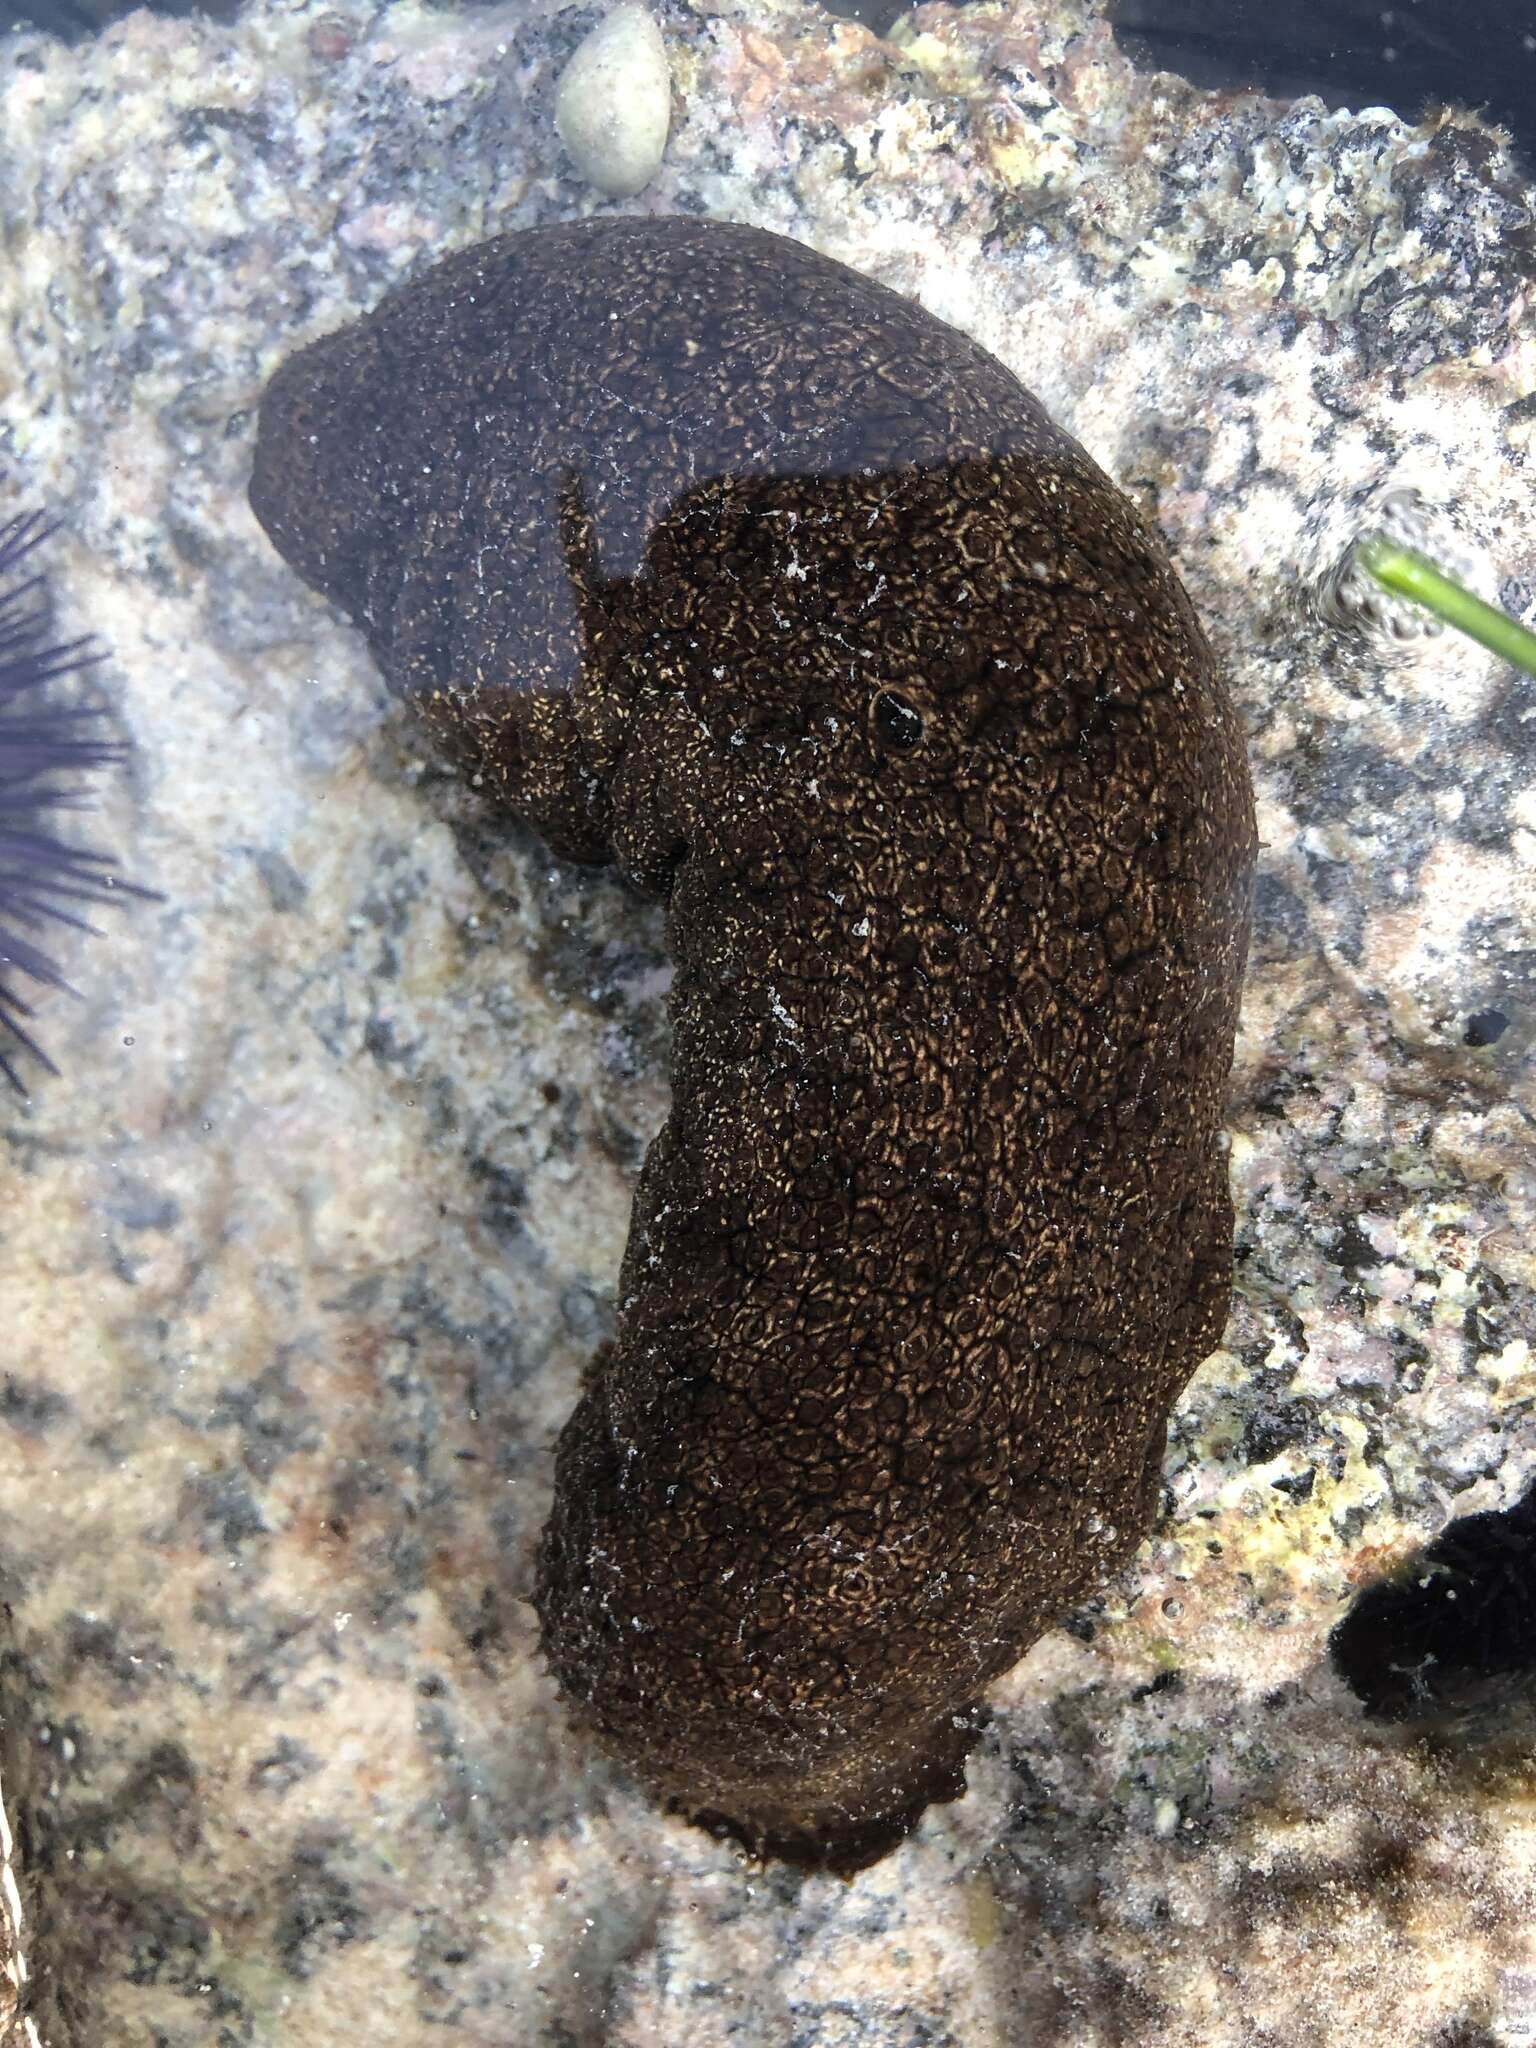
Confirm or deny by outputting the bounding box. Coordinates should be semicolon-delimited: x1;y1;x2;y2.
1479;1338;1535;1408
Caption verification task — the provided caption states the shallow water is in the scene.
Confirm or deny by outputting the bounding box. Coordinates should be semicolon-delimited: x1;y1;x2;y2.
1;0;1534;2042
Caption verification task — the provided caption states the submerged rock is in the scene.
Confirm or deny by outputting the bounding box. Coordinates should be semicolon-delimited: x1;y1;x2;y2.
2;0;1534;2035
554;3;671;198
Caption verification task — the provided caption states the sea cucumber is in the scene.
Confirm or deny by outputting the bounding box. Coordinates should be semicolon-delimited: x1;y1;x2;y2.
249;216;1257;1869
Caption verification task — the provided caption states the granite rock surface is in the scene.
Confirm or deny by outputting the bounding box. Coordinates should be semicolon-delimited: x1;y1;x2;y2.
0;0;1533;2040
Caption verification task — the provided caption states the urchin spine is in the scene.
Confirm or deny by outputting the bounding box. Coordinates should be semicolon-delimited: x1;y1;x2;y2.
0;507;143;1092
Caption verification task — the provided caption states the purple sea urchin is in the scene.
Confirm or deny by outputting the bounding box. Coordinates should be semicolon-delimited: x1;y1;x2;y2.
0;506;145;1094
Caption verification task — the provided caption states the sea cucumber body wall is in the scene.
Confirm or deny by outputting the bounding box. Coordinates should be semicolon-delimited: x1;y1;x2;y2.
250;217;1257;1870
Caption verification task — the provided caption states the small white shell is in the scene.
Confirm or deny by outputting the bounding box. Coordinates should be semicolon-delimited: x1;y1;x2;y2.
554;4;672;200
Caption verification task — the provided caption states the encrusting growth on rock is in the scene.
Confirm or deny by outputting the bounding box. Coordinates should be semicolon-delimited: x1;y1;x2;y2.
249;215;1256;1870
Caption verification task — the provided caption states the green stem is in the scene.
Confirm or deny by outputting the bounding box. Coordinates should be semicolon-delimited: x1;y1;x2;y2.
1357;533;1536;679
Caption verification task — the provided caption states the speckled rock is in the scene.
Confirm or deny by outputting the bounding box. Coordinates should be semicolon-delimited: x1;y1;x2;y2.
0;0;1533;2039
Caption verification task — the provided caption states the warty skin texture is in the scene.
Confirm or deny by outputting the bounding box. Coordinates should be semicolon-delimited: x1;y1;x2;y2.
249;216;1257;1870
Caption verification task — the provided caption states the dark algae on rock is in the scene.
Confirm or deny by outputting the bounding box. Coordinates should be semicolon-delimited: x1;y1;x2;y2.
249;217;1257;1870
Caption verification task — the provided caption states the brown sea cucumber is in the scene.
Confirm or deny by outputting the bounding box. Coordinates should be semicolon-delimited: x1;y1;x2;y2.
249;216;1256;1870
